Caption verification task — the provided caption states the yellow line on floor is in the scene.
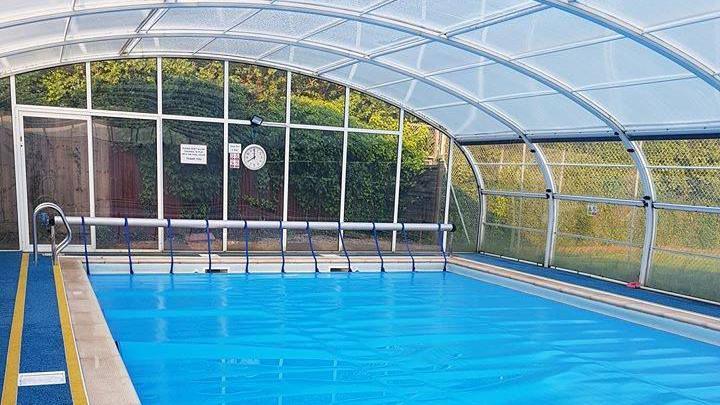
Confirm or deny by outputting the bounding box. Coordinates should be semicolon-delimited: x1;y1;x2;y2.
1;253;29;405
53;262;88;405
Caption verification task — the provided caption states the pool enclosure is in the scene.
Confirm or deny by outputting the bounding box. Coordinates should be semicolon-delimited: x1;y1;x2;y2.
0;1;719;303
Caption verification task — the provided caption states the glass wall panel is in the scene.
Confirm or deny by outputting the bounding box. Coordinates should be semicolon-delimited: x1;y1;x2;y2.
91;59;157;113
468;144;545;192
24;117;89;244
482;195;547;264
290;73;345;127
162;58;224;118
287;129;343;251
650;209;720;302
16;64;86;108
163;120;223;251
348;89;400;131
397;114;448;251
541;142;640;199
642;139;720;206
343;133;398;252
93;117;157;249
228;63;286;122
449;145;479;253
227;125;285;251
0;78;17;249
553;201;644;282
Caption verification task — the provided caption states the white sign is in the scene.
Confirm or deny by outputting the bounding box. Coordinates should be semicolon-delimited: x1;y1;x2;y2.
229;153;241;169
229;143;242;154
180;144;207;165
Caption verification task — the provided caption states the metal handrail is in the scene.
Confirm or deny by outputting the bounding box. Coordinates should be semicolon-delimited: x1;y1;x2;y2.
33;202;72;264
55;216;456;232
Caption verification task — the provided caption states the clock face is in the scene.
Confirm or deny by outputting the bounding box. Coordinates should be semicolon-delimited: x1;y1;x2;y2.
241;144;267;171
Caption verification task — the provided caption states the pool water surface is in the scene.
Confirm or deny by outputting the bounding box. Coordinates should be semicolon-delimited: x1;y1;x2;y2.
91;269;720;404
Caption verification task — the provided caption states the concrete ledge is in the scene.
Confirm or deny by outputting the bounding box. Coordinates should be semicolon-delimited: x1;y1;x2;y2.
60;258;140;405
450;256;720;332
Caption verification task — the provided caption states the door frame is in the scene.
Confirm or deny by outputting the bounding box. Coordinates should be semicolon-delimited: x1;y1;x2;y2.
15;107;94;252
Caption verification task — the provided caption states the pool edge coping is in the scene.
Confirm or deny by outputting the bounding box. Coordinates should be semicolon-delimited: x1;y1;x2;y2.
59;258;140;405
449;256;720;333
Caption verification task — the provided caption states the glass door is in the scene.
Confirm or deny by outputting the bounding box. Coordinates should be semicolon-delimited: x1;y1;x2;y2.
20;113;92;251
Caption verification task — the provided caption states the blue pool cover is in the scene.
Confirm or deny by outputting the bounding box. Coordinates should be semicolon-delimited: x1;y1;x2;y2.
91;269;720;404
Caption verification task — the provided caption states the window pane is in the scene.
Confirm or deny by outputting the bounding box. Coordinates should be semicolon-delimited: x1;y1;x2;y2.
16;64;86;108
91;59;157;113
650;209;720;302
0;78;17;249
449;144;479;253
642;139;720;206
542;142;639;199
162;58;224;118
397;114;448;251
163;120;223;251
287;129;343;251
227;125;285;252
553;201;645;282
228;63;286;122
468;144;545;192
24;117;89;244
482;195;547;264
348;89;399;131
344;133;398;251
93;117;157;249
290;73;344;127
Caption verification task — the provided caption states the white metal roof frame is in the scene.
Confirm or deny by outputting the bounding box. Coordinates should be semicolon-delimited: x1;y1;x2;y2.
2;1;720;143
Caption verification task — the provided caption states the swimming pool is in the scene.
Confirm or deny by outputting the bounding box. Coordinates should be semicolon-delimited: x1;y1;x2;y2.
91;267;720;404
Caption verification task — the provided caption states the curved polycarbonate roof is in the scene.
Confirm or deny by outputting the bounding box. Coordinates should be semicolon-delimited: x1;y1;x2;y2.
2;0;720;142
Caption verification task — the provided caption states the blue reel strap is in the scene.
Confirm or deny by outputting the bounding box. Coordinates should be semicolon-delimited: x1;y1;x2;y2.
338;222;351;272
80;216;90;275
243;220;249;274
437;224;447;272
306;221;318;273
279;221;285;273
123;217;133;275
166;219;174;274
372;222;385;272
401;223;415;272
205;219;212;272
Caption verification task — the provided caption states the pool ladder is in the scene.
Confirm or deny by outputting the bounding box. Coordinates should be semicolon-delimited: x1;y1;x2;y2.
32;202;72;265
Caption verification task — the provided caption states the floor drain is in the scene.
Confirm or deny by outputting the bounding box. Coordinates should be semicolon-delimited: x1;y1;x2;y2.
18;371;66;386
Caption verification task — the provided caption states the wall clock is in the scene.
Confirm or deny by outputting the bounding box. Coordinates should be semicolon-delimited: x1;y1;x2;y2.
242;144;267;171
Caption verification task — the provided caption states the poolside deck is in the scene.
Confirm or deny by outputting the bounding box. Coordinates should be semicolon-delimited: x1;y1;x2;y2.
1;251;719;404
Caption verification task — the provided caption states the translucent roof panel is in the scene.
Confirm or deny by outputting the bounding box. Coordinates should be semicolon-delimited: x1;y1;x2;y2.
63;40;127;62
433;63;554;101
456;7;616;57
2;1;720;141
263;46;350;71
422;104;513;136
654;17;720;72
202;39;283;60
487;93;609;133
230;10;340;39
151;7;257;32
0;18;67;54
377;41;487;75
581;77;720;133
371;0;537;32
523;38;691;89
67;10;152;40
307;21;415;54
578;0;720;29
324;62;408;89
